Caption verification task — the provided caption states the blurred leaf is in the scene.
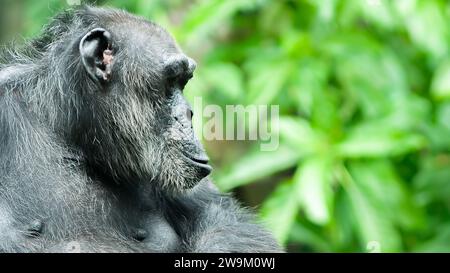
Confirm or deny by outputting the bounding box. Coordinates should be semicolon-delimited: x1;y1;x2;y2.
394;0;448;60
311;87;341;134
289;221;333;252
201;62;244;101
337;121;426;158
414;224;450;252
215;144;301;191
278;117;318;152
289;58;329;116
421;123;450;151
388;94;430;131
437;102;450;130
246;60;293;105
345;167;403;252
179;0;263;41
334;51;408;118
295;158;333;225
358;0;398;30
23;0;68;37
431;60;450;100
312;0;338;23
349;161;424;230
414;155;450;205
334;190;358;250
260;180;299;244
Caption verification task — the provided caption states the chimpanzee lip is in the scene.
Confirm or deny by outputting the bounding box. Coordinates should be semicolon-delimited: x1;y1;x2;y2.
189;156;209;165
181;153;212;172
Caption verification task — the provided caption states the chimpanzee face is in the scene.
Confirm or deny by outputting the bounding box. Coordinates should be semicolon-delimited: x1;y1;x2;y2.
75;18;211;192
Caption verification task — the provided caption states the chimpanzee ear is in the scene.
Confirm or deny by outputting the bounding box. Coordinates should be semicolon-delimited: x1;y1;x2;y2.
79;28;114;84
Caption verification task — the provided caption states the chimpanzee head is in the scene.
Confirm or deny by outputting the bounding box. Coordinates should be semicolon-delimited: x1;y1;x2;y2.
36;6;211;192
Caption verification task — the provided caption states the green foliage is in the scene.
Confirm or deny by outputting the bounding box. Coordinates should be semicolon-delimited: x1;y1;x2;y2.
4;0;449;252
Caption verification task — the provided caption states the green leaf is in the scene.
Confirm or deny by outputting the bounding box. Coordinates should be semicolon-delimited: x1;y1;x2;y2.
289;221;333;252
349;161;424;230
437;102;450;130
414;155;450;205
295;158;333;225
421;124;450;151
337;121;426;158
201;63;245;101
358;0;398;30
313;0;338;23
23;0;68;38
214;144;301;191
246;60;293;105
278;117;317;152
345;170;403;252
414;224;450;253
333;50;408;118
260;180;299;244
394;0;448;60
431;60;450;100
334;190;358;250
179;0;260;41
289;58;329;116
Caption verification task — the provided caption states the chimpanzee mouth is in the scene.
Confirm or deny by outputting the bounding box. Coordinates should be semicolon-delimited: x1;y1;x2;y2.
181;153;213;173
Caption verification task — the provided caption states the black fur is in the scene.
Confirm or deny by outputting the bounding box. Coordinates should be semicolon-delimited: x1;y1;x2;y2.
0;6;281;253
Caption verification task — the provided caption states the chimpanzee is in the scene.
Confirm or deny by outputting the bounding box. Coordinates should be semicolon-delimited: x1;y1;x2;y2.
0;6;281;252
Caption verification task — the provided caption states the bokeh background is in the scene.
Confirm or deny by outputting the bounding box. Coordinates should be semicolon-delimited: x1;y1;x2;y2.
1;0;449;253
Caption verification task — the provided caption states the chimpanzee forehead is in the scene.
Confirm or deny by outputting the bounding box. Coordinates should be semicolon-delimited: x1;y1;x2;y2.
105;17;188;82
111;19;181;59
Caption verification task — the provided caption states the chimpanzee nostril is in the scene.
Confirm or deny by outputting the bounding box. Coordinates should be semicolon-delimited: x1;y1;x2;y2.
187;109;193;122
